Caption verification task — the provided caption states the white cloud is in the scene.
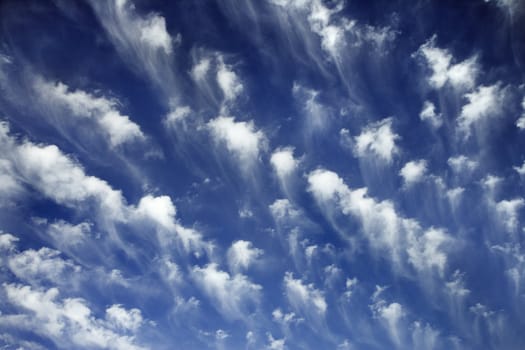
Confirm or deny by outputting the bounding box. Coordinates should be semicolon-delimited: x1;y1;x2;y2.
191;263;262;321
272;308;302;326
0;122;208;257
0;123;126;219
270;147;298;180
138;14;172;54
105;304;143;332
419;101;443;129
482;174;503;195
284;272;327;324
191;57;211;82
160;258;182;284
370;298;406;347
269;199;301;221
447;155;478;175
267;333;286;350
344;277;359;299
514;160;525;175
87;0;178;97
411;322;440;350
208;116;266;171
7;247;80;284
516;96;525;129
135;195;176;229
216;59;243;102
33;79;144;147
0;159;23;203
227;240;263;273
273;0;395;61
481;175;524;233
445;270;471;298
46;221;91;247
308;169;453;275
495;198;524;233
293;84;331;132
458;83;507;137
307;168;346;201
354;118;400;164
0;232;18;251
446;187;465;209
416;36;478;89
164;106;192;126
406;228;451;277
3;284;146;350
399;160;428;187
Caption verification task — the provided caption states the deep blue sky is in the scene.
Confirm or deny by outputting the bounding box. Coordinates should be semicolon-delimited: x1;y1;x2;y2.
1;0;525;349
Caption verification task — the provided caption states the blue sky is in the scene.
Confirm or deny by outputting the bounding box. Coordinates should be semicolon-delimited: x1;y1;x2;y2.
0;0;525;349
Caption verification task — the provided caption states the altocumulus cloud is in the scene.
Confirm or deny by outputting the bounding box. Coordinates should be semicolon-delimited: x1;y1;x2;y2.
1;0;525;349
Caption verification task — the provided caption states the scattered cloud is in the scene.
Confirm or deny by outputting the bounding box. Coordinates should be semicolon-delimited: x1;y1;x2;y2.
354;118;400;164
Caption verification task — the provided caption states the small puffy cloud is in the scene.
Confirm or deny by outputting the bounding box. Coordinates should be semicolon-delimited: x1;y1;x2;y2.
458;83;507;137
370;298;406;346
495;198;524;233
419;101;443;129
411;322;440;350
399;160;428;187
0;232;18;251
267;333;286;350
46;221;91;247
106;304;143;332
344;277;359;299
164;106;192;127
136;194;210;256
191;263;262;321
216;59;243;102
284;272;327;324
293;84;331;132
354;118;400;164
3;284;146;350
515;96;525;129
270;147;298;180
307;168;346;201
416;36;478;89
512;162;525;176
481;174;524;233
135;195;176;229
138;14;172;54
446;187;465;209
208;116;266;171
7;247;80;284
272;308;302;325
514;160;525;176
482;174;503;195
445;270;471;298
448;155;478;175
91;0;174;54
87;0;179;97
190;57;211;82
34;78;144;147
227;240;263;273
269;199;298;219
406;228;452;277
160;258;182;284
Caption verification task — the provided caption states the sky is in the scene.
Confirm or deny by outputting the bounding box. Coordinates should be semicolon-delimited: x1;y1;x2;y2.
0;0;525;349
